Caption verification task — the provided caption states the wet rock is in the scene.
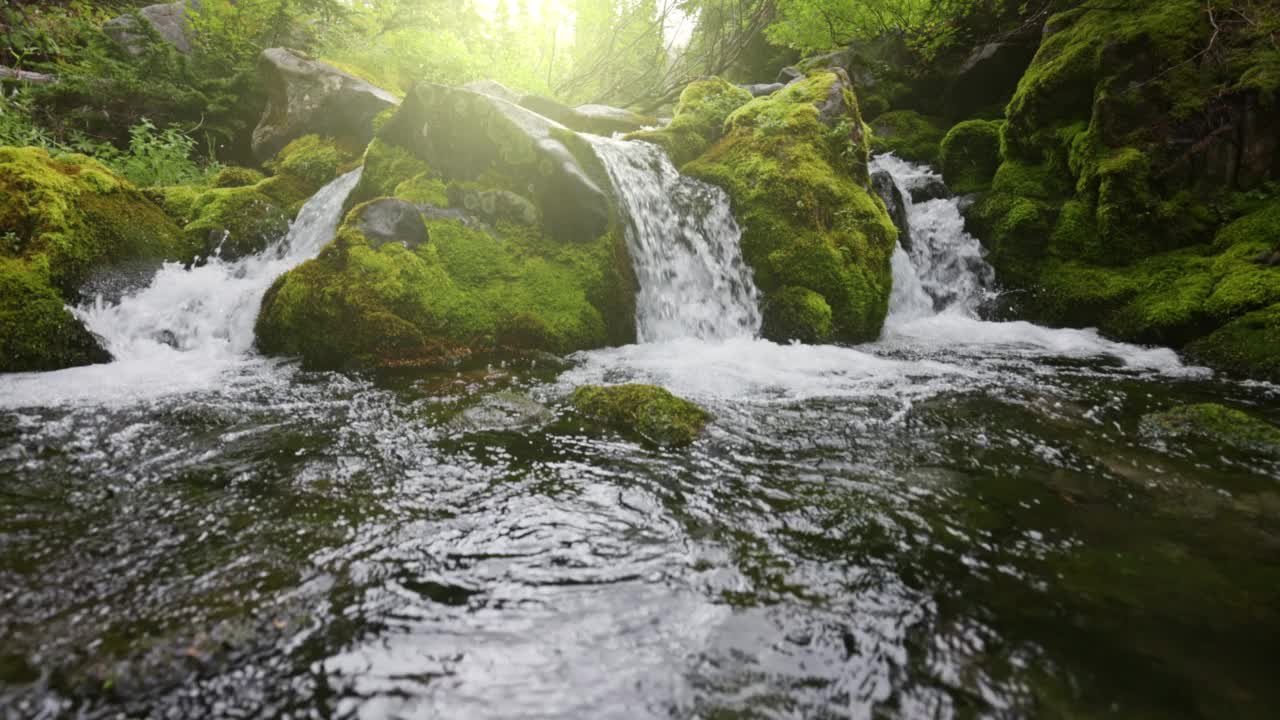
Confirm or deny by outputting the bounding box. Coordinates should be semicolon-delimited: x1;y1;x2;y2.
740;82;784;97
570;384;710;447
461;79;523;103
77;261;161;306
871;170;911;251
519;96;654;136
379;81;611;241
103;1;193;56
944;41;1037;118
446;186;538;227
251;48;400;162
907;175;951;204
354;199;429;250
1142;403;1280;458
451;392;555;433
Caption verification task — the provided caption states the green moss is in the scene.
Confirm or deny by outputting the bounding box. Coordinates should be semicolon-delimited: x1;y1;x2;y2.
1186;303;1280;383
267;134;354;187
569;384;711;448
625;78;752;167
350;137;441;207
256;203;636;369
0;257;111;372
762;286;833;343
939;120;1002;194
0;147;187;371
684;72;895;343
869;110;947;164
210;166;266;189
1142;403;1280;458
145;185;205;225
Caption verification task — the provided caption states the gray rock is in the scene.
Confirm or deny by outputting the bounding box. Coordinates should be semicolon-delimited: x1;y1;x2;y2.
571;104;655;135
461;79;523;104
776;66;804;84
907;175;950;204
251;48;400;162
379;81;612;241
871;170;911;252
355;198;429;250
740;82;784;97
103;1;194;56
446;186;539;226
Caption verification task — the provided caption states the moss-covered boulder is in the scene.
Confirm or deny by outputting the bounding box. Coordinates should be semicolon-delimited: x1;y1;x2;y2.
378;81;612;242
256;198;634;368
962;1;1279;378
1186;304;1280;383
762;286;834;344
1142;403;1280;458
176;135;355;260
683;71;897;343
939;119;1002;194
0;147;184;371
570;384;710;447
626;78;752;167
869;110;948;164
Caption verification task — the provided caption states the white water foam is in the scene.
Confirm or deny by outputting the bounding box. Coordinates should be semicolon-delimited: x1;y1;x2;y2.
589;136;761;342
0;169;363;408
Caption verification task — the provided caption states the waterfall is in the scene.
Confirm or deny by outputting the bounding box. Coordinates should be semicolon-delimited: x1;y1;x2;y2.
588;136;762;342
78;169;363;363
870;154;995;325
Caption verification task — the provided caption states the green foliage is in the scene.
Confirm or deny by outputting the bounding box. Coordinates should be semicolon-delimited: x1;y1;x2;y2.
569;384;711;448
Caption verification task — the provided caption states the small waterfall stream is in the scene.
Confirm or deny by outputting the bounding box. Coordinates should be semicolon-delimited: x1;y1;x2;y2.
588;136;762;342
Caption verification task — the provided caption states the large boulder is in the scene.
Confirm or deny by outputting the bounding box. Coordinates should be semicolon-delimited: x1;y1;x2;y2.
939;119;1002;194
103;1;194;56
251;48;400;163
683;70;898;343
625;78;753;167
0;148;186;372
378;81;612;241
519;96;656;136
254;85;638;369
965;0;1280;380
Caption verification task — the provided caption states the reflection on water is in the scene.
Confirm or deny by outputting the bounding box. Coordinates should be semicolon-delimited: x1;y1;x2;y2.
2;326;1277;719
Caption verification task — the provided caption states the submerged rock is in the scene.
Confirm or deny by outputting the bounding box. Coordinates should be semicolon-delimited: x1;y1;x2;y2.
450;391;555;434
0;148;185;372
626;77;753;167
570;384;710;448
251;48;400;163
1142;404;1280;458
683;70;898;343
103;1;193;56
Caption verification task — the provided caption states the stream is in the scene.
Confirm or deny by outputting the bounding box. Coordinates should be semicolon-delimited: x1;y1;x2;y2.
1;148;1277;719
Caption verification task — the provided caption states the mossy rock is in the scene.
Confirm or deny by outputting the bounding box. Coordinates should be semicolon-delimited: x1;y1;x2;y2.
0;147;185;372
210;166;266;189
939;119;1002;194
255;199;636;369
570;384;710;448
685;71;897;343
762;286;833;343
1142;403;1280;458
869;110;948;164
184;135;355;260
625;78;753;167
1186;303;1280;383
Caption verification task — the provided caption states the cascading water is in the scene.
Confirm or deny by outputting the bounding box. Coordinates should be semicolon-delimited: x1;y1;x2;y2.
871;154;996;324
588;136;761;342
0;168;362;407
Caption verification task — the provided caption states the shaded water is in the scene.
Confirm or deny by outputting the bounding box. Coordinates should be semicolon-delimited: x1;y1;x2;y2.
2;150;1279;719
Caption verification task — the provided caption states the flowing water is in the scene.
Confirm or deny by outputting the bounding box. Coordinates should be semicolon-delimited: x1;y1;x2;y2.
1;148;1278;719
